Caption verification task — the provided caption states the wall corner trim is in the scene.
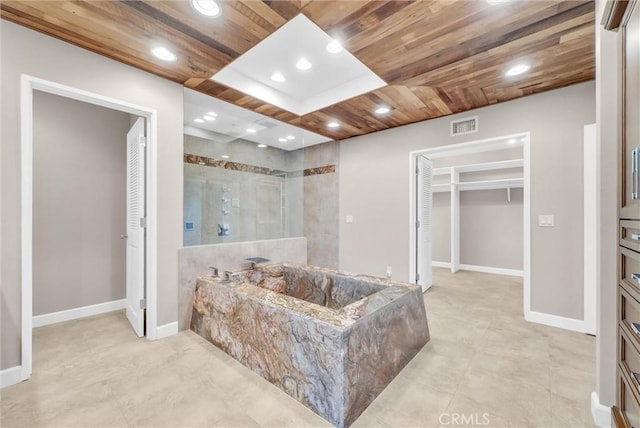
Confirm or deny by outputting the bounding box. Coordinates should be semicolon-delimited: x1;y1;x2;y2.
155;322;179;340
1;366;24;389
32;299;126;328
525;310;587;333
591;391;612;428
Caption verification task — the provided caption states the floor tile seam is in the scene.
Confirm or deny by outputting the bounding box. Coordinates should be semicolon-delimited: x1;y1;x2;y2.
440;335;484;418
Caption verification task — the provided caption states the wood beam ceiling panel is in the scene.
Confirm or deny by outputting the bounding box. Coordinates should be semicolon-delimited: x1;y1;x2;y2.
0;1;188;83
0;0;596;141
369;2;593;85
261;0;302;20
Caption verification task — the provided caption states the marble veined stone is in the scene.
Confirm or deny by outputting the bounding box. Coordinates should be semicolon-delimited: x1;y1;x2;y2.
191;263;430;427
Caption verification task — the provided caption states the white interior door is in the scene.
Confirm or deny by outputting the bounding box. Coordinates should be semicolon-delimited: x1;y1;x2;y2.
126;117;146;337
416;155;433;292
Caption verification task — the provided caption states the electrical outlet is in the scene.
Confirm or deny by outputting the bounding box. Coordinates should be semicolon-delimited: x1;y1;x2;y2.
538;214;555;227
346;215;353;224
386;266;392;279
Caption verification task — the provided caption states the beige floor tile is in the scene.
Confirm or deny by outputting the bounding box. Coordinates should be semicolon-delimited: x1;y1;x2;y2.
1;269;596;428
442;394;518;428
452;363;552;427
357;379;454;428
551;393;597;428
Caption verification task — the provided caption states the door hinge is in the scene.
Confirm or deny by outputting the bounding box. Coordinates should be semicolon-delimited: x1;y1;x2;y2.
415;273;420;283
415;165;420;174
416;220;421;228
140;217;147;228
139;136;147;147
140;299;146;309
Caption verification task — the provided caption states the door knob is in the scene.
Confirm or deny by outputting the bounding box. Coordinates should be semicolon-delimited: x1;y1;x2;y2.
120;234;128;239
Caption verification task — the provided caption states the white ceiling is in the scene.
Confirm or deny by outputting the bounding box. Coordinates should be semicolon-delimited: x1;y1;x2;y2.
184;88;331;150
210;14;387;116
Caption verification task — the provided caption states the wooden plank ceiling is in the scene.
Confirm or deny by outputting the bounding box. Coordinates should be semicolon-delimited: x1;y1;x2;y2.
1;0;595;140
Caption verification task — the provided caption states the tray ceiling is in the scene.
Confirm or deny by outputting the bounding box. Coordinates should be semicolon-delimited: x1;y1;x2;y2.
0;0;595;141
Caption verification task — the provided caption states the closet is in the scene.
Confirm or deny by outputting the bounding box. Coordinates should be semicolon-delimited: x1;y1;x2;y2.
431;144;524;274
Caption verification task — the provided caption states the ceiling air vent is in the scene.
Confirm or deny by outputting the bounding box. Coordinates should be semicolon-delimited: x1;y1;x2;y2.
255;119;278;129
450;116;478;136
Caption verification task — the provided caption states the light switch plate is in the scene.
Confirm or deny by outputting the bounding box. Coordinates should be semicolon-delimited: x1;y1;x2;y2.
232;198;240;208
538;214;555;227
346;215;353;224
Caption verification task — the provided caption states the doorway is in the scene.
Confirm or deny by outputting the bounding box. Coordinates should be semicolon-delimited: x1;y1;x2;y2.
408;133;531;314
20;75;159;382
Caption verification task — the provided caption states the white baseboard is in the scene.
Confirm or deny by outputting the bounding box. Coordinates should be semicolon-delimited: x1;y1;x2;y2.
432;261;524;277
525;310;587;333
591;392;612;428
459;264;524;277
33;299;126;328
155;321;178;340
1;366;24;388
432;261;450;269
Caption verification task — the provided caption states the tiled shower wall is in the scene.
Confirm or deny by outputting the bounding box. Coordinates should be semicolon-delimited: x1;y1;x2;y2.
184;129;340;270
301;141;340;269
184;132;303;246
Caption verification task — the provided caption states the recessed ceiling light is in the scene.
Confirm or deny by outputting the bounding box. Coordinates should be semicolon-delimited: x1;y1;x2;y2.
271;72;286;83
326;39;343;54
203;115;216;121
193;118;205;123
257;144;267;148
151;47;176;62
246;128;257;133
327;121;340;128
286;135;295;140
220;155;230;159
191;0;220;17
505;64;530;77
278;138;288;142
375;106;391;114
206;111;217;117
295;57;312;71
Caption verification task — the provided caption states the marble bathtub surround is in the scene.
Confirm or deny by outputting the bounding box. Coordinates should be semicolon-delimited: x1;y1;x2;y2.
191;263;430;427
177;238;307;331
184;153;335;178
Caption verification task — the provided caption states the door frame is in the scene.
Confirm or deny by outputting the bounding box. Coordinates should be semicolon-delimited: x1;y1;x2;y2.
20;74;159;382
408;133;531;317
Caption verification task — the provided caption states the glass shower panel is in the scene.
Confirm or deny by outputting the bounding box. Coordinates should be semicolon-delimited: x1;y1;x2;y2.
183;131;304;246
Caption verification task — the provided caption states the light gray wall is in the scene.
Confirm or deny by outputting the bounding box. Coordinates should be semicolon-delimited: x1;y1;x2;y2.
595;0;620;407
459;189;523;269
33;92;130;316
339;81;595;321
1;21;184;369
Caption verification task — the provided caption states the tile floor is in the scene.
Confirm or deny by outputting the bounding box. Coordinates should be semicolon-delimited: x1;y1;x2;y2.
0;268;596;427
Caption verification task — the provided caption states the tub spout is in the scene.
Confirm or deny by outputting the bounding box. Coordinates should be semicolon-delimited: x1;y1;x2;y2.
245;257;270;269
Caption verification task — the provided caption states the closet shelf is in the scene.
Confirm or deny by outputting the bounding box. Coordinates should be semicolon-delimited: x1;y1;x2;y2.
433;178;524;193
432;159;524;176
